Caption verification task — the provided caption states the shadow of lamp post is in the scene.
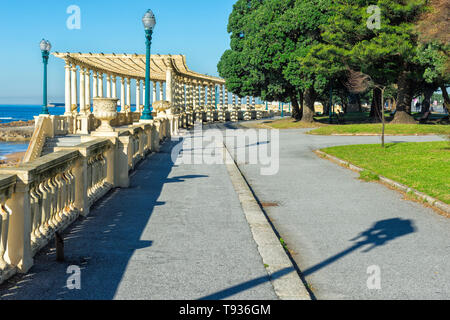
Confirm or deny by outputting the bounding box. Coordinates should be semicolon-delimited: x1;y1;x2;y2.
39;39;52;115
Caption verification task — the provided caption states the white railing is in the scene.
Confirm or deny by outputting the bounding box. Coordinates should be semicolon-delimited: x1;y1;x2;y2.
23;116;51;163
0;174;15;282
0;104;272;285
27;152;79;254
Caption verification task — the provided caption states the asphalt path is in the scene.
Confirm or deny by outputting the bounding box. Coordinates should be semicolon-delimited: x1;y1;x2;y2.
222;124;449;300
0;129;278;300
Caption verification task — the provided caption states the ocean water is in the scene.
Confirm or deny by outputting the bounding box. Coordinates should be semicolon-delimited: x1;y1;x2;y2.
0;105;63;159
0;142;28;160
0;104;142;159
0;105;65;123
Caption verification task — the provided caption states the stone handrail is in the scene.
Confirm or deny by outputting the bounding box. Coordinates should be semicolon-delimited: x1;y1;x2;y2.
54;139;114;210
0;134;146;281
52;115;70;136
23;116;52;163
0;174;16;282
0;149;82;273
0;104;272;285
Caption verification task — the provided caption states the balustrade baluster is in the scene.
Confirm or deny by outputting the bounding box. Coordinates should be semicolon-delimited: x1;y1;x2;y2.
29;186;41;244
0;202;11;270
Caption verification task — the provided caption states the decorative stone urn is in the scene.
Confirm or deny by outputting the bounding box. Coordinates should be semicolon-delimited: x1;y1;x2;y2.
93;98;119;132
153;100;171;116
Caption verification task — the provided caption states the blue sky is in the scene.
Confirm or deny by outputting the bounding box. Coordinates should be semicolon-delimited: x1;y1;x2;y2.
0;0;236;104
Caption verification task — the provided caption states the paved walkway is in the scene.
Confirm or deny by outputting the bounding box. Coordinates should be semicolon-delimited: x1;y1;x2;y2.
0;129;279;300
223;124;449;300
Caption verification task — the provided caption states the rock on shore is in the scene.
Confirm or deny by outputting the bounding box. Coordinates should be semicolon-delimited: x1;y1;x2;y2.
0;120;34;142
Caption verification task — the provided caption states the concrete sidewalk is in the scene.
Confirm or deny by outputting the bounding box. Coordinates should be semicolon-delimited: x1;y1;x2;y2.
0;129;280;300
223;124;449;300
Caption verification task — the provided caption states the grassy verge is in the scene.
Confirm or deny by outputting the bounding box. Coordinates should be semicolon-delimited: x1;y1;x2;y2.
322;142;450;204
242;118;326;129
309;124;450;136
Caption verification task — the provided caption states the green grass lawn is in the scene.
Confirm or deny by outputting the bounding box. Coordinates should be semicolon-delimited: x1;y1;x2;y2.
241;118;326;129
309;124;450;136
322;142;450;204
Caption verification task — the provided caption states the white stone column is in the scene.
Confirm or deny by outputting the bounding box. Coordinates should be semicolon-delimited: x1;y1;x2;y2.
71;65;78;114
187;83;193;108
112;75;117;98
183;83;187;110
120;77;125;112
92;71;98;98
166;68;173;103
98;73;104;98
198;83;206;108
79;68;86;114
126;78;131;110
173;79;179;108
64;61;71;115
136;79;141;112
143;82;146;106
85;69;91;112
159;82;164;101
219;85;223;108
153;81;157;103
192;83;197;109
209;85;214;107
106;74;111;98
224;87;228;107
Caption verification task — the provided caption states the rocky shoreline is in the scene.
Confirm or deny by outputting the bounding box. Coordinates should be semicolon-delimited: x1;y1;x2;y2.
0;151;25;167
0;120;34;142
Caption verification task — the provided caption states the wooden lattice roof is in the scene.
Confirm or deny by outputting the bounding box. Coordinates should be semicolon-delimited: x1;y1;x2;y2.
52;52;225;85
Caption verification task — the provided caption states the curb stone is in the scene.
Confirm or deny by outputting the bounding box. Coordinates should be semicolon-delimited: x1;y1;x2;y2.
223;142;311;300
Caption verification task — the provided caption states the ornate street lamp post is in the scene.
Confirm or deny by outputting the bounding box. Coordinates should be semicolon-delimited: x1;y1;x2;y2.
141;9;156;121
39;39;52;115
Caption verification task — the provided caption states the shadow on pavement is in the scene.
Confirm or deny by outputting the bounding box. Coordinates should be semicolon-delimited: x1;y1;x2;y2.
302;218;416;277
198;267;295;300
0;139;208;300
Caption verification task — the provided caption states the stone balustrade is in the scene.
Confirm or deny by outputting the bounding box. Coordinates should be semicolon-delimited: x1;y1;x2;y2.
0;174;16;283
0;115;171;284
1;52;279;285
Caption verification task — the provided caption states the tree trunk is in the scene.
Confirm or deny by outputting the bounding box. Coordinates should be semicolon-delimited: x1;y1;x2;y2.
340;94;348;113
441;85;450;114
301;87;316;123
290;93;302;120
356;94;362;112
421;87;434;115
392;69;416;124
370;87;382;121
322;100;330;116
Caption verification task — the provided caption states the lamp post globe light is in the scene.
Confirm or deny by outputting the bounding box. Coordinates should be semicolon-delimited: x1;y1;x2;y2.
40;39;52;115
141;9;156;121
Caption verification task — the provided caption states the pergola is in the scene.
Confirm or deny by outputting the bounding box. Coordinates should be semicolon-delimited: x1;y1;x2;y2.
52;52;251;115
53;52;225;83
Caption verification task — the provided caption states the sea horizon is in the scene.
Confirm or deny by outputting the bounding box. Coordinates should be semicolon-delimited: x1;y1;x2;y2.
0;105;62;158
0;104;66;124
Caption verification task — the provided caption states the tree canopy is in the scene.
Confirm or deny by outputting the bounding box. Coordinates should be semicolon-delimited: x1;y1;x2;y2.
218;0;450;123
